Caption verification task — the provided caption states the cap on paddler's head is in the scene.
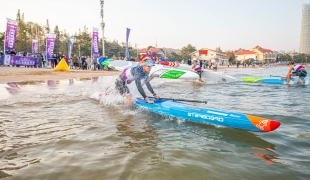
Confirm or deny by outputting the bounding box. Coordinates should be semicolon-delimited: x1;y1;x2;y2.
141;56;153;62
287;61;294;65
141;61;155;66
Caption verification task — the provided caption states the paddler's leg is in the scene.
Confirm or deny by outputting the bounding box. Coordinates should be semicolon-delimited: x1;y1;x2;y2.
125;94;133;108
298;70;307;84
198;71;204;82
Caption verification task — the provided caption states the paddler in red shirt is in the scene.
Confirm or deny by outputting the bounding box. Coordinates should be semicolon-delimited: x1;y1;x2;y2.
139;45;179;68
140;46;158;63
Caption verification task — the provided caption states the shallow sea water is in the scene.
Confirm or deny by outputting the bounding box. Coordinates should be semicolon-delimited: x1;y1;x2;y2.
0;67;309;180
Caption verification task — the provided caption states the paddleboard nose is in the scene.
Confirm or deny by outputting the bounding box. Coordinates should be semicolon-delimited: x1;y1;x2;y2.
270;120;281;131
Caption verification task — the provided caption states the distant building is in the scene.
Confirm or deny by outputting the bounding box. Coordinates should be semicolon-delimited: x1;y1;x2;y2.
235;50;257;63
234;45;276;63
251;45;276;62
289;51;299;58
189;48;229;65
300;3;310;54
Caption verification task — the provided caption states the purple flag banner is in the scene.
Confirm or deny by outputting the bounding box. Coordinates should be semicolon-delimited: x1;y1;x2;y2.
32;39;38;54
126;28;131;59
5;18;18;53
92;28;99;58
46;33;56;59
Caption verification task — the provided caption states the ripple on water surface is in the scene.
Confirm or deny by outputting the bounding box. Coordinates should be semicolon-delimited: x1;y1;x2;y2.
0;68;310;179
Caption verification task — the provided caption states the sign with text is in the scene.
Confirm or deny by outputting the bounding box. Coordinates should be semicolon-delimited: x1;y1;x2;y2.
92;28;99;58
46;33;56;59
5;18;18;52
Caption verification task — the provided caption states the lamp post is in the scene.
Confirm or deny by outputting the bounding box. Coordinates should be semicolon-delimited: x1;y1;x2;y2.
23;30;26;54
164;47;166;60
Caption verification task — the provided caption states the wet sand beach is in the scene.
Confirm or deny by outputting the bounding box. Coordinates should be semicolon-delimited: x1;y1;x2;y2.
0;67;119;83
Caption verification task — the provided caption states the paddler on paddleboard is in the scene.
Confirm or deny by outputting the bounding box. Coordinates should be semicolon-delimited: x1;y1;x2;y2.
286;61;307;84
115;57;160;107
192;57;204;83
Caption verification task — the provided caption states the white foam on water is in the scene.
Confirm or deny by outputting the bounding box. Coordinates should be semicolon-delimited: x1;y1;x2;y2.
304;78;309;85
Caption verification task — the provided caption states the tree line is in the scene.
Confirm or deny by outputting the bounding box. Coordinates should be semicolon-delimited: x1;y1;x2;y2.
1;10;308;63
0;9;140;58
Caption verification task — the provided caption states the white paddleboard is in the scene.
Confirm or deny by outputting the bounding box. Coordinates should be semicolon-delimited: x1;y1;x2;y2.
150;64;199;80
178;64;237;83
108;60;198;80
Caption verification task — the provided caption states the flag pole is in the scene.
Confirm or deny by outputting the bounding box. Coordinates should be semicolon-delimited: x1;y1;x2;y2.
4;18;7;54
100;0;105;57
91;29;93;58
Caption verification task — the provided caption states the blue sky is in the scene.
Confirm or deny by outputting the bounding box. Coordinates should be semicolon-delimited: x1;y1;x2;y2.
0;0;309;52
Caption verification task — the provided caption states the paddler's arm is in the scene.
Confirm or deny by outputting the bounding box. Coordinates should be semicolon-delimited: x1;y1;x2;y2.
287;66;293;74
191;62;196;70
286;66;293;77
144;76;159;99
133;68;154;103
286;65;294;83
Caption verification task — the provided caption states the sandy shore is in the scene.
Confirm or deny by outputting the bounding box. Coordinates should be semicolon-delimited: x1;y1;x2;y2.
0;67;119;83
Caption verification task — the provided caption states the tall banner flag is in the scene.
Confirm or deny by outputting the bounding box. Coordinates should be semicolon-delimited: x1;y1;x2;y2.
126;28;131;59
92;28;99;58
46;33;56;59
68;36;74;58
32;39;38;54
5;18;18;53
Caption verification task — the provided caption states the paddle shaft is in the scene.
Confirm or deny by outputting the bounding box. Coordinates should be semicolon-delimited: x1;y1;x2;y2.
270;75;285;78
159;97;207;104
270;75;286;80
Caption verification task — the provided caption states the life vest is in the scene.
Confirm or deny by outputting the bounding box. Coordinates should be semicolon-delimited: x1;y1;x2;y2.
121;66;143;84
292;64;304;72
194;62;202;71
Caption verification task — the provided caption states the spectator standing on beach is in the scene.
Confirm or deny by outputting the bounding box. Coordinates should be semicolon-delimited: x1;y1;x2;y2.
187;58;191;65
213;62;218;70
78;56;82;69
72;55;78;69
50;54;55;68
69;57;74;69
56;52;63;66
86;56;92;70
82;57;87;70
92;56;97;70
63;55;68;65
10;49;16;56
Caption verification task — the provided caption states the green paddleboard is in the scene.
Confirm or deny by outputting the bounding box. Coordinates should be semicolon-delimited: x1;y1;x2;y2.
243;77;263;83
101;58;113;67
